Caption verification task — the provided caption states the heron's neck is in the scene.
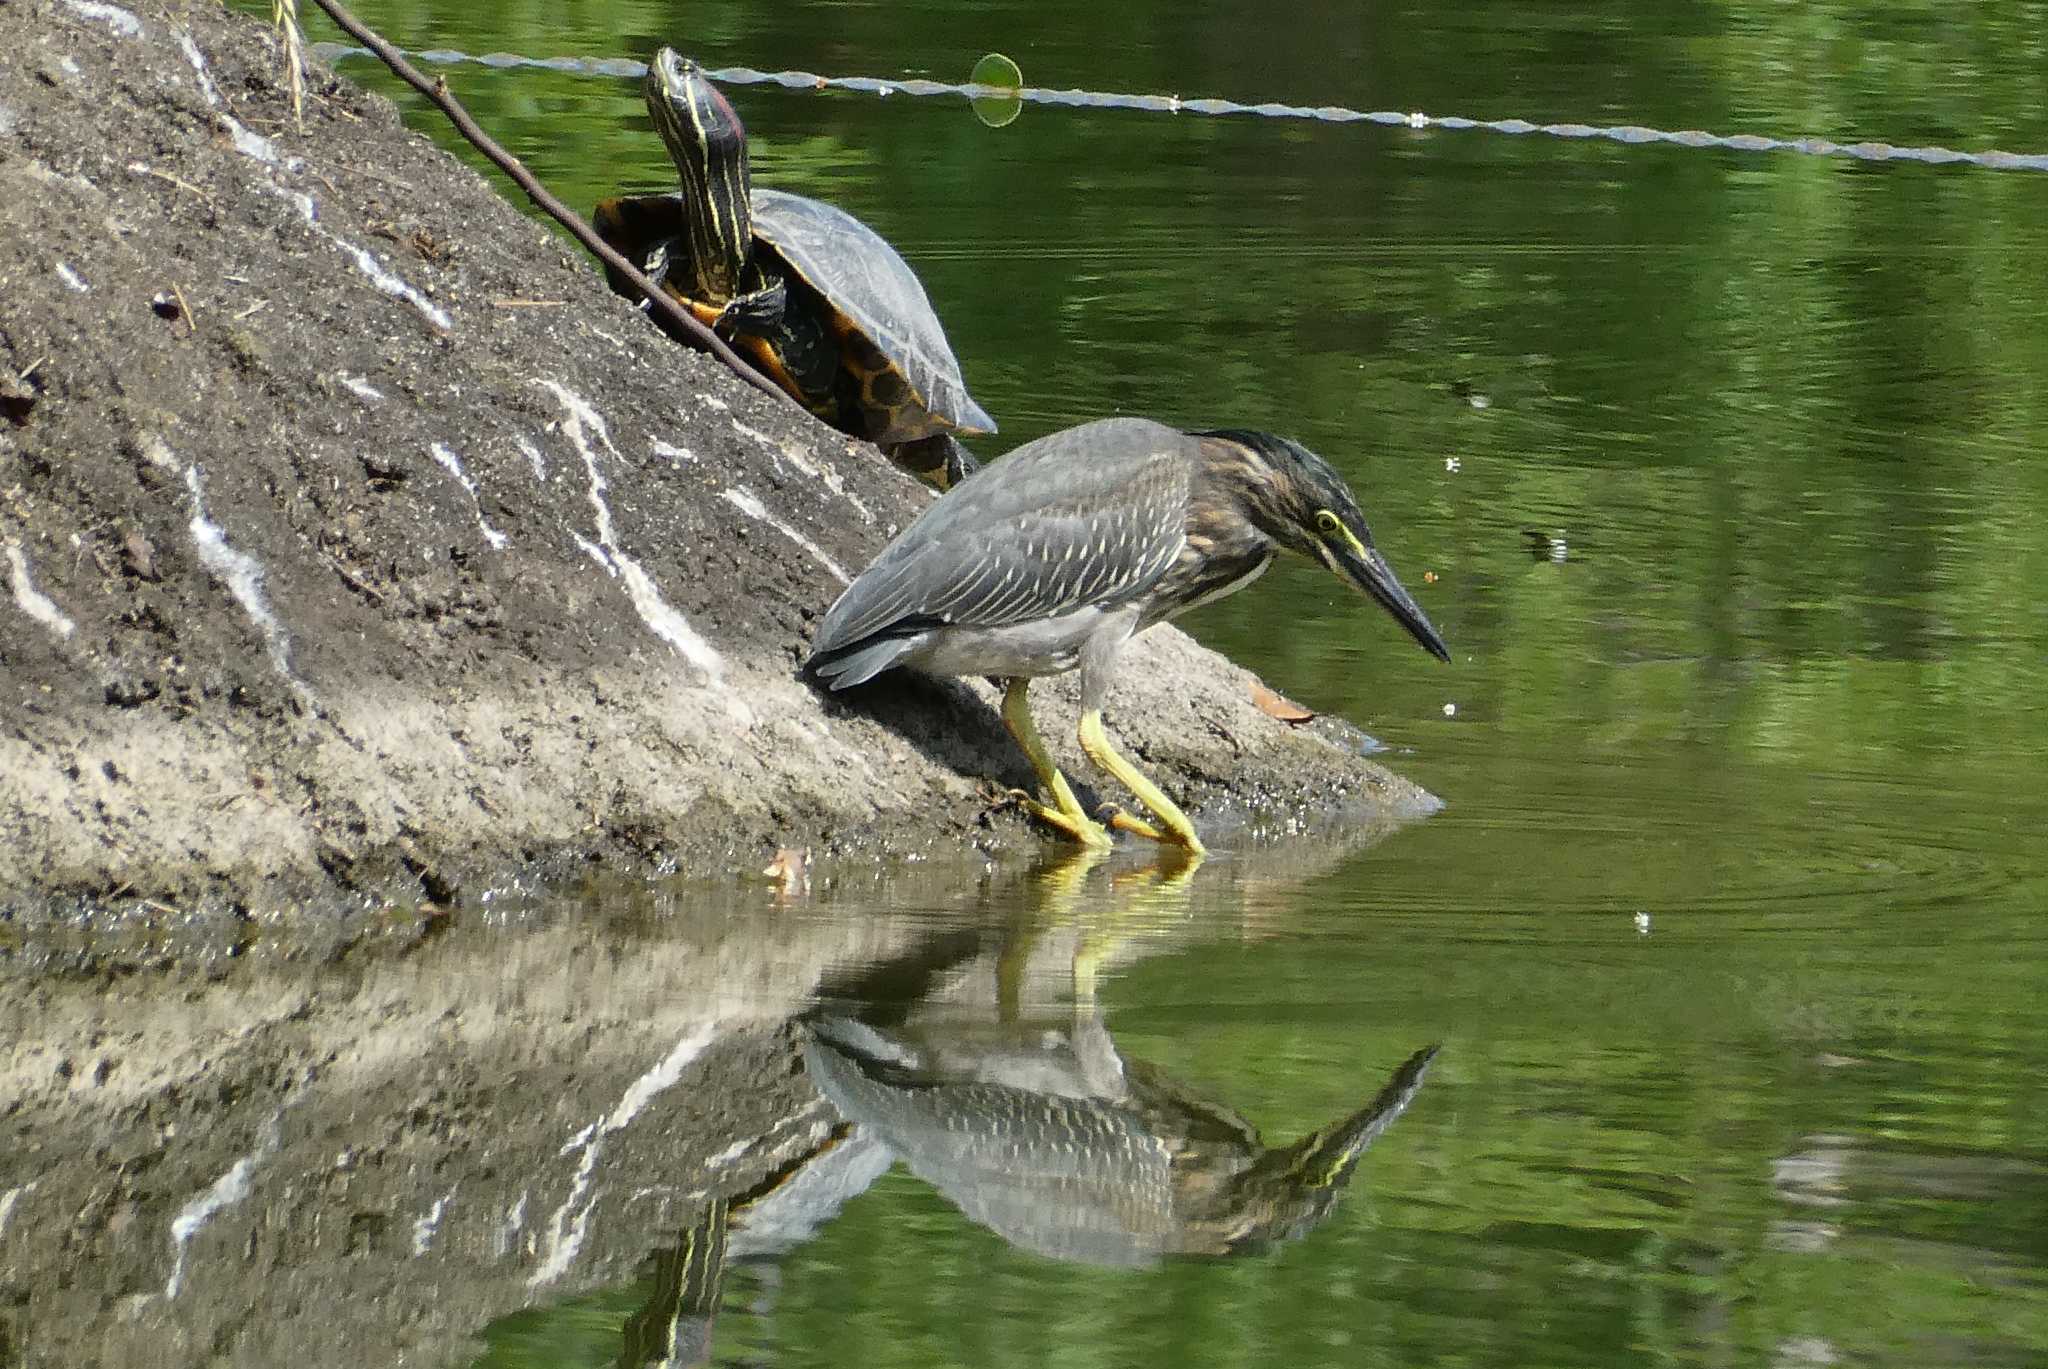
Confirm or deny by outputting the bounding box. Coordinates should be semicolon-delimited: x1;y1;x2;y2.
1150;488;1277;624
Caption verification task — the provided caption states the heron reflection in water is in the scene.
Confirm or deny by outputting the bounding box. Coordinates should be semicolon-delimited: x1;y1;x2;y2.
804;845;1437;1266
609;847;1436;1366
804;1019;1435;1266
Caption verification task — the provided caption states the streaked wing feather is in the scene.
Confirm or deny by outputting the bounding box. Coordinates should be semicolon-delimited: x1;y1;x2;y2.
813;418;1193;654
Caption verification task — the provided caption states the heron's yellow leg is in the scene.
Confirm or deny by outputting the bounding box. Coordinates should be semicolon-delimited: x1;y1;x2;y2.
1072;849;1205;1008
1077;709;1208;856
994;846;1112;1019
1001;679;1112;848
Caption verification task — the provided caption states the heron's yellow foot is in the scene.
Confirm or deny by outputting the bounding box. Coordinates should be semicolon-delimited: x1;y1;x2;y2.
1000;678;1113;848
991;786;1110;847
1077;709;1208;856
1097;802;1167;843
1017;793;1113;848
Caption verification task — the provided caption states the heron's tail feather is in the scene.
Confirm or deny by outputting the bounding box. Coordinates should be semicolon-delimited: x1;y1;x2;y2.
805;635;917;690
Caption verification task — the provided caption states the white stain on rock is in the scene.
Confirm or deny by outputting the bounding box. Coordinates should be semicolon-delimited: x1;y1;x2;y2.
429;442;510;549
0;1182;37;1238
703;1137;753;1169
723;418;875;522
496;1190;529;1258
772;444;874;524
651;438;696;466
288;190;451;330
539;381;738;705
185;465;308;699
339;374;384;403
175;31;451;331
720;486;849;585
715;415;875;523
529;1022;718;1287
63;0;142;35
55;262;90;293
177;32;296;170
728;417;780;456
517;437;547;482
412;1187;456;1256
7;543;78;640
165;1110;283;1300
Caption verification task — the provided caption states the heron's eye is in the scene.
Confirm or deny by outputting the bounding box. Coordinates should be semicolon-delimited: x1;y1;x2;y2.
1315;509;1343;538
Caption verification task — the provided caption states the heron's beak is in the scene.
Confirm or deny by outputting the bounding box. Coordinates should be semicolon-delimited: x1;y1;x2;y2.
1324;537;1451;663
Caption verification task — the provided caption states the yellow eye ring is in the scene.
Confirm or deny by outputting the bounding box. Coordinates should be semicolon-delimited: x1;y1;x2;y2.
1315;509;1342;536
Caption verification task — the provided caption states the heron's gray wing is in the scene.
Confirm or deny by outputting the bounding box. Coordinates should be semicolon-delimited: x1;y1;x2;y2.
814;418;1194;655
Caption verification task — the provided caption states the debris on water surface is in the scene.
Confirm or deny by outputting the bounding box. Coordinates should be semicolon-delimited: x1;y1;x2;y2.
763;847;811;900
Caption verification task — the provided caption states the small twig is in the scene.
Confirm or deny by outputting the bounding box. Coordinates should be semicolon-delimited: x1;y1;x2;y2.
301;0;791;407
317;91;364;123
232;299;271;322
491;298;566;309
128;162;219;211
18;357;43;382
138;898;183;917
170;282;196;337
329;558;386;601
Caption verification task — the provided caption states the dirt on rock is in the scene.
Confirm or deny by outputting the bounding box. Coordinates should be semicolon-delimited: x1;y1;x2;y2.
0;0;1439;930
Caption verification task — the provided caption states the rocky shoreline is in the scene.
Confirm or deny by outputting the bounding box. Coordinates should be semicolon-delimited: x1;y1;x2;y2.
0;0;1438;929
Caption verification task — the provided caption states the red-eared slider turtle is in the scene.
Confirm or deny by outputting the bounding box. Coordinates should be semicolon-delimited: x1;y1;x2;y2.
595;49;994;490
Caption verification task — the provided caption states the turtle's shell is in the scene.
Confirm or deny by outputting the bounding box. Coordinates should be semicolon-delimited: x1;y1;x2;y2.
750;188;995;445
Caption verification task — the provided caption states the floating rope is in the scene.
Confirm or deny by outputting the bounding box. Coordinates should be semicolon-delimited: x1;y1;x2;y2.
309;43;2048;175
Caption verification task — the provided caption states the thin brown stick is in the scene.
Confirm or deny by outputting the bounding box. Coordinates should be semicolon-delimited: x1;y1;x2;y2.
128;162;218;210
300;0;790;406
170;282;195;338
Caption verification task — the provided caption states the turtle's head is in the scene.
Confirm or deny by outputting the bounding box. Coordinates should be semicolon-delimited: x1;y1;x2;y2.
644;48;752;303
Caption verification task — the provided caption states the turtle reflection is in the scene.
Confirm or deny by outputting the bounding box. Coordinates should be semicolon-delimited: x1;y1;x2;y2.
615;1199;727;1369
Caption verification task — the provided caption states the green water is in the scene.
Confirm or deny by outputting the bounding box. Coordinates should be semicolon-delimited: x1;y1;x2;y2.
299;2;2045;1364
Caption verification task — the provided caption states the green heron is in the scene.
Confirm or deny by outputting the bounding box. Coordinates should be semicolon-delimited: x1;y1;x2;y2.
806;417;1451;853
